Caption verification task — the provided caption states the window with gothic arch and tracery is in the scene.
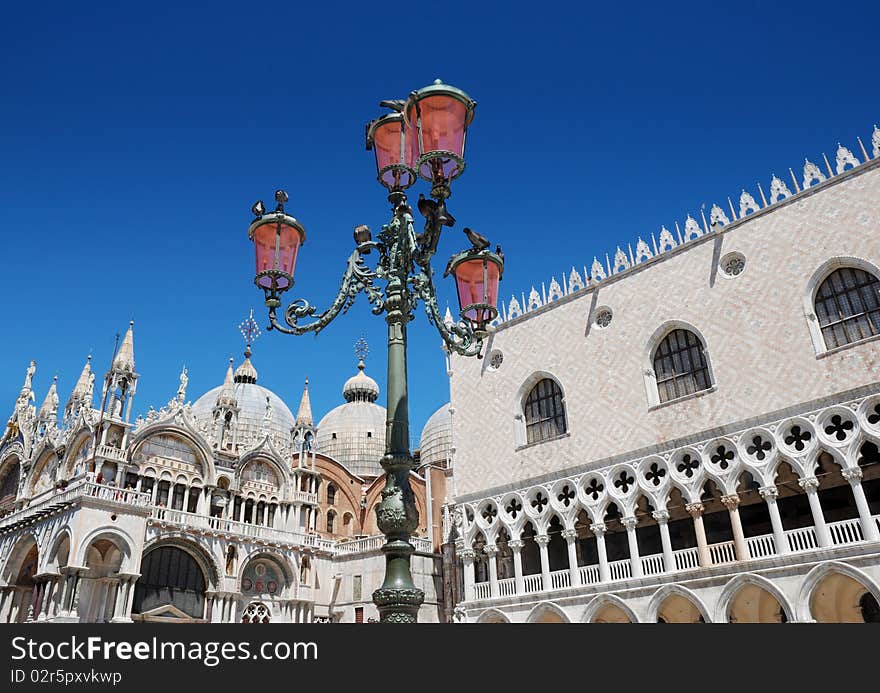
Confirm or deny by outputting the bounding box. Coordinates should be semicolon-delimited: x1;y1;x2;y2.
814;267;880;350
523;378;567;445
652;329;712;404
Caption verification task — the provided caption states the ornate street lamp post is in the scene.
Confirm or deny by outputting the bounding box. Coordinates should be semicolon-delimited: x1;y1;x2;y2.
246;80;503;623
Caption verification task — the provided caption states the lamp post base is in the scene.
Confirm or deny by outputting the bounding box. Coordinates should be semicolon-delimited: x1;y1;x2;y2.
373;584;424;623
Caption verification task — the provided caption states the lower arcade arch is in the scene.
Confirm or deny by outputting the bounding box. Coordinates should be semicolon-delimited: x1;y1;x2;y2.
721;577;791;623
806;567;880;623
131;545;209;622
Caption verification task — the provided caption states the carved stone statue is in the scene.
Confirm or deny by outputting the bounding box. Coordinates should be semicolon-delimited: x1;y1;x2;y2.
177;366;188;402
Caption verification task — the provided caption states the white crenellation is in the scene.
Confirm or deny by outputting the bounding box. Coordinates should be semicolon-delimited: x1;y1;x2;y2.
492;125;877;326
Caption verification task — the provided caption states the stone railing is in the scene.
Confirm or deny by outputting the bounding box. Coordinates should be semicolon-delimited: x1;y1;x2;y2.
0;479;150;533
95;444;126;463
292;491;318;505
334;534;433;555
465;514;880;603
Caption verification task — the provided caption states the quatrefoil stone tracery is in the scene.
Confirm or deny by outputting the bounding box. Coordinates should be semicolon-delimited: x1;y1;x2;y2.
677;453;700;478
557;484;576;507
710;444;735;470
824;414;854;441
531;492;549;513
584;477;604;501
784;425;812;451
644;462;667;487
613;470;635;494
505;498;522;519
746;435;772;461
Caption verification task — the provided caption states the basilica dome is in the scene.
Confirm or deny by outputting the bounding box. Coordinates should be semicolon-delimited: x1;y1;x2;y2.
315;360;386;479
418;403;452;469
191;349;295;443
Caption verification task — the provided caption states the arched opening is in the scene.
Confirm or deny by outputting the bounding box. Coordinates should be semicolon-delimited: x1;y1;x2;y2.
633;494;661;562
774;462;816;537
810;571;880;623
495;528;514;580
574;509;598;571
327;483;337;506
4;541;38;623
326;509;336;534
132;545;207;622
241;557;285;599
592;602;633;623
530;605;567;623
652;328;712;403
602;502;630;564
666;487;698;561
728;583;787;623
520;522;540;576
699;479;733;547
546;515;567;572
472;532;488;584
79;538;125;623
857;441;880;513
0;457;20;516
815;451;860;527
656;593;705;623
813;266;880;350
736;471;772;539
522;378;567;445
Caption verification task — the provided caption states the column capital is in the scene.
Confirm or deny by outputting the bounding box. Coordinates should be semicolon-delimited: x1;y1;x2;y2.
459;549;476;561
621;516;638;531
561;529;578;542
720;494;740;510
841;466;863;483
589;522;607;536
758;485;778;500
798;476;820;493
685;502;704;517
651;509;670;523
508;540;524;552
483;544;498;557
534;535;550;548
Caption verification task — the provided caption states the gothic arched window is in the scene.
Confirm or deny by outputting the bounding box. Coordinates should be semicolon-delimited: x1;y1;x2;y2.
326;510;336;534
523;378;567;445
652;329;712;404
814;267;880;350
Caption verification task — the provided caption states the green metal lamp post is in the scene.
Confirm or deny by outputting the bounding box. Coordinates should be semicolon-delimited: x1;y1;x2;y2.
246;80;504;623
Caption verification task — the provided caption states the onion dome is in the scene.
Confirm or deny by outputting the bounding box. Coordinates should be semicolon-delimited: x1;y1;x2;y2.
342;360;380;403
315;358;386;478
234;345;258;384
419;403;453;468
191;349;294;444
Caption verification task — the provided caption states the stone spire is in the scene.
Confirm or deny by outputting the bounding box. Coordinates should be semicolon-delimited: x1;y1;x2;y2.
215;358;238;407
38;376;59;421
65;356;95;421
113;321;136;372
295;379;313;427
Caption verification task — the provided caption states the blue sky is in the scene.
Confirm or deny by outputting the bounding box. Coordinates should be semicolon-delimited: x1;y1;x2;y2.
0;1;876;443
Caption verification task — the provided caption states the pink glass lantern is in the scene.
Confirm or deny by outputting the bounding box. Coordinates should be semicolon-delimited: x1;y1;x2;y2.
366;112;418;190
404;80;476;188
446;249;503;335
248;212;306;306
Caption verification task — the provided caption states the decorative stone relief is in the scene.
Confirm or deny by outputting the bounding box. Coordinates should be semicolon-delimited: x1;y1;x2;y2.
612;247;630;274
719;251;746;278
593;307;613;329
683;215;703;242
709;204;729;228
657;226;677;253
803;159;826;188
769;175;792;204
835;144;859;174
590;257;606;282
547;278;563;302
739;190;760;217
634;238;652;264
527;287;542;311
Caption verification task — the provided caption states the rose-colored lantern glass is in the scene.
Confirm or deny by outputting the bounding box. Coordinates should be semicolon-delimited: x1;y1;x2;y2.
449;251;503;332
405;80;476;184
367;113;417;190
248;214;306;301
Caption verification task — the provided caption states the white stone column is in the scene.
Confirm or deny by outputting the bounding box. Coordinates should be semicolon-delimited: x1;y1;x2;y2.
653;510;675;572
115;463;125;488
238;497;246;523
590;523;611;582
799;476;831;547
535;535;551;591
686;503;711;567
196;488;207;515
562;529;581;587
622;516;643;578
484;545;499;598
150;481;158;506
460;549;475;601
509;540;525;594
842;467;880;542
759;485;788;555
721;494;749;561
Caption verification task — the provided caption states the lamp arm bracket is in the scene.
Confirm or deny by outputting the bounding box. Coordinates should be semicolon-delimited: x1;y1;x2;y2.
268;243;383;335
412;266;484;358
